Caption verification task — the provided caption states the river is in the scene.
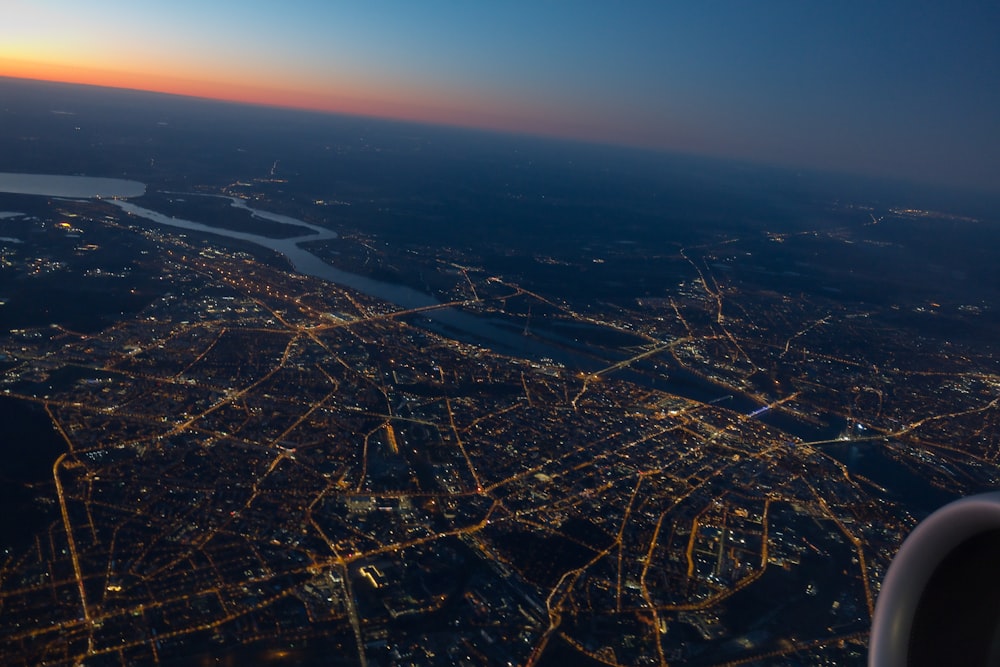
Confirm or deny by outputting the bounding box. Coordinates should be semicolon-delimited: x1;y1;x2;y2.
109;198;600;365
108;199;850;442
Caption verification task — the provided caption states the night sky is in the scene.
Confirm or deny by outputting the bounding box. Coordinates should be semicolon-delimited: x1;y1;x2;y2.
2;1;998;192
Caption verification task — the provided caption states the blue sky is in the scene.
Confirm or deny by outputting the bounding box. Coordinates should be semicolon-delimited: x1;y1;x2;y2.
2;1;998;191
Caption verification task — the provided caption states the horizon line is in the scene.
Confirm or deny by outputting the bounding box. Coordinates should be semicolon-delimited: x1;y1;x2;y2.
2;73;997;203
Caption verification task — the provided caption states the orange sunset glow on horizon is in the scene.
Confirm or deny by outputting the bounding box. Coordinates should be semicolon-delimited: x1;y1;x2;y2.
1;55;428;124
0;54;619;152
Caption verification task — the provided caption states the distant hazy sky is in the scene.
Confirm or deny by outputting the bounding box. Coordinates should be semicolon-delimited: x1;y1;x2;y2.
2;1;998;192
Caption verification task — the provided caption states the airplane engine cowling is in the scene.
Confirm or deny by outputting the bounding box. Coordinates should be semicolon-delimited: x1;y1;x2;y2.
870;491;1000;666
